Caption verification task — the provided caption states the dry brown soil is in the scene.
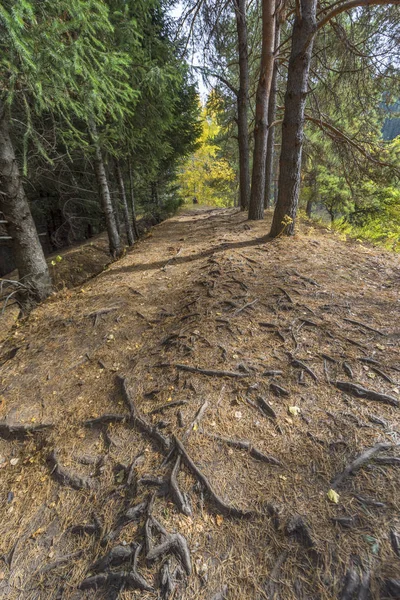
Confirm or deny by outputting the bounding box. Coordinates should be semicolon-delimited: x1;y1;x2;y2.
0;207;399;600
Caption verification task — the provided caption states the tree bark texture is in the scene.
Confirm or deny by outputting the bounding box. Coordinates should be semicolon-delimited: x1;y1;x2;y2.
264;20;281;209
0;102;52;308
270;0;317;237
248;0;276;220
115;161;134;247
234;0;251;211
89;120;121;257
128;158;140;240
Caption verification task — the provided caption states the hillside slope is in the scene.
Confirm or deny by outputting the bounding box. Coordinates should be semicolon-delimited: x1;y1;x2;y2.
0;207;399;600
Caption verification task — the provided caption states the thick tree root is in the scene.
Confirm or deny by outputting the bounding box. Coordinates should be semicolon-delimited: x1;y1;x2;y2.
335;381;399;407
79;568;153;593
70;514;102;538
202;432;282;466
0;421;53;440
174;436;255;518
340;566;360;600
390;529;400;558
332;442;392;488
102;501;148;545
286;515;315;550
117;375;171;452
47;451;92;490
291;358;318;382
170;454;192;516
146;533;192;576
91;544;137;572
84;414;126;427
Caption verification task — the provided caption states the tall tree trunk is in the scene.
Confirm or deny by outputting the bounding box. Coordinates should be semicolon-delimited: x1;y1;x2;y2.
248;0;276;220
128;158;140;240
89;120;121;257
115;160;134;247
306;198;312;217
111;185;121;235
0;102;51;308
234;0;251;211
264;20;281;209
270;0;317;237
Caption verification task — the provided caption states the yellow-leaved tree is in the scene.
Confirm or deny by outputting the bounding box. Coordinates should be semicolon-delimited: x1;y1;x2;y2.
176;107;236;207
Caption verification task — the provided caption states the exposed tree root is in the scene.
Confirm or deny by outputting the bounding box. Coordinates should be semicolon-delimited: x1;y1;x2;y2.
0;421;53;440
340;566;360;600
102;501;148;545
148;400;188;415
47;451;92;490
335;381;399;407
202;431;282;466
91;544;137;573
117;375;171;452
270;382;290;397
147;533;192;576
174;364;249;378
174;436;256;518
332;442;392;488
70;514;102;538
286;514;315;550
84;414;126;427
291;358;318;382
344;318;385;336
170;454;192;516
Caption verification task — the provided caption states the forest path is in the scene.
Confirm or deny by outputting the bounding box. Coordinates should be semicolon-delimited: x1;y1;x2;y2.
0;207;400;599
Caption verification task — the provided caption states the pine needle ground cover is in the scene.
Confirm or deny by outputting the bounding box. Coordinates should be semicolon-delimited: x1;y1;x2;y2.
0;207;399;599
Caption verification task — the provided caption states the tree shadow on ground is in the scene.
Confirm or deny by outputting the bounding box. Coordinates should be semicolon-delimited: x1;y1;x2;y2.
109;235;273;277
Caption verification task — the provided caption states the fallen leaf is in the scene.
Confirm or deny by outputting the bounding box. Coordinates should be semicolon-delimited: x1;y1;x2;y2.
215;515;223;526
288;406;301;416
327;489;340;504
234;411;242;420
10;458;19;466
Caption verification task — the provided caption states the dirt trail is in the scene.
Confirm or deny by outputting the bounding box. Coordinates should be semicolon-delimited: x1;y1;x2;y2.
0;207;400;600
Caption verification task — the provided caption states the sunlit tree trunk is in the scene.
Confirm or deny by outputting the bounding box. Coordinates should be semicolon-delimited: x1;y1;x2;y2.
0;102;51;308
270;0;317;237
115;160;134;247
248;0;276;220
234;0;251;211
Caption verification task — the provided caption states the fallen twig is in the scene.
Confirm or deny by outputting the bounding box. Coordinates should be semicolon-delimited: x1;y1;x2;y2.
233;298;258;316
291;358;318;382
146;533;192;575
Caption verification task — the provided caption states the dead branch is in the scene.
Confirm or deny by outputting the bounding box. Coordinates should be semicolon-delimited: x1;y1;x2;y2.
332;442;392;488
335;381;399;408
47;451;92;490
